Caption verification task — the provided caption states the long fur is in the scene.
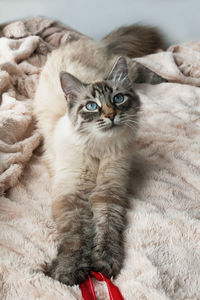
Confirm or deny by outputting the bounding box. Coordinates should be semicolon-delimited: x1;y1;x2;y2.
103;24;164;58
33;23;162;285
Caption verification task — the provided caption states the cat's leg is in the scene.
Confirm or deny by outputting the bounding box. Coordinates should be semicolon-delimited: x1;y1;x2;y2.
90;157;130;278
46;193;93;285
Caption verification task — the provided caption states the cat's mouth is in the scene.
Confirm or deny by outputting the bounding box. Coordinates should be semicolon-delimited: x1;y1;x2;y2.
101;122;120;131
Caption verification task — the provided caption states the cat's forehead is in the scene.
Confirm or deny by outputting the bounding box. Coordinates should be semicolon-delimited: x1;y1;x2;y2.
91;81;114;98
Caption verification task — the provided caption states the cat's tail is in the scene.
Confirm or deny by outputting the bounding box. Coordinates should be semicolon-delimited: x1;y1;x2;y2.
102;24;164;58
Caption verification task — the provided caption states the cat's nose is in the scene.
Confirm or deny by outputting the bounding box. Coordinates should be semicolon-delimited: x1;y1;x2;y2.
106;113;115;121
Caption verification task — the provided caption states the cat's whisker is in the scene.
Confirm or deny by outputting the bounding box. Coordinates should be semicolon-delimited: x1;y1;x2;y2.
125;123;136;130
96;126;105;130
96;122;106;127
97;125;109;130
120;119;139;129
124;116;144;125
120;117;138;125
121;114;138;119
125;119;138;124
96;120;105;124
78;125;89;134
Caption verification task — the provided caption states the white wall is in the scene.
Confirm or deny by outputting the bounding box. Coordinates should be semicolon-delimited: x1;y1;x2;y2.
0;0;200;44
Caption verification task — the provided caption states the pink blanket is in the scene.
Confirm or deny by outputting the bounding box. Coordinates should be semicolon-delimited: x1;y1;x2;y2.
1;17;200;300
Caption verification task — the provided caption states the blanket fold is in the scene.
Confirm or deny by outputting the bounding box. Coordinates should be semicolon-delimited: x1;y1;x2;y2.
0;17;87;197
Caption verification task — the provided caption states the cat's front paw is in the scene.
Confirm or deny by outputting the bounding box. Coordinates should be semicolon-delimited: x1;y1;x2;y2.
91;246;123;278
45;251;90;286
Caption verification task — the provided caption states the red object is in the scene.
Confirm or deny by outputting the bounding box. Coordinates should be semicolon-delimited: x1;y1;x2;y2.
80;271;124;300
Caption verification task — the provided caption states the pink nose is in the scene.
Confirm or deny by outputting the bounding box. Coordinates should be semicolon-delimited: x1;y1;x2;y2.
106;113;115;121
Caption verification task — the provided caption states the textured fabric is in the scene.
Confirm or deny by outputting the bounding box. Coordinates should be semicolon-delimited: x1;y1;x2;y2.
1;17;200;299
0;17;87;196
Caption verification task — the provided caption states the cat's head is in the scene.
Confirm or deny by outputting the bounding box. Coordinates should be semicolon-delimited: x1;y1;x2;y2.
60;57;141;140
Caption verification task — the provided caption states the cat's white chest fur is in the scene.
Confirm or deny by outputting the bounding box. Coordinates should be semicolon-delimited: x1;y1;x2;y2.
52;115;97;197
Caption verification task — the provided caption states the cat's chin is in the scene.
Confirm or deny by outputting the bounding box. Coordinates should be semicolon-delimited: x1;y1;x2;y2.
76;124;134;142
98;124;129;139
100;123;119;132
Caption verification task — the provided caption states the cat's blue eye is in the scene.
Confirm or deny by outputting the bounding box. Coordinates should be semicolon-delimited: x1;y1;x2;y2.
86;101;98;111
113;94;124;104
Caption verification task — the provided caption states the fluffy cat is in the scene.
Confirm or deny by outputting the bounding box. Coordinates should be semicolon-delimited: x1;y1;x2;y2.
33;24;165;285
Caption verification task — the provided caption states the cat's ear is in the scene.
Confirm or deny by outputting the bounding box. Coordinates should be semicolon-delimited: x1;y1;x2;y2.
108;56;167;86
107;56;131;88
130;61;168;84
60;72;85;100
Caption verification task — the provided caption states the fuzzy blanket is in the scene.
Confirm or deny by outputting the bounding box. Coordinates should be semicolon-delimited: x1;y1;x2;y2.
1;17;200;300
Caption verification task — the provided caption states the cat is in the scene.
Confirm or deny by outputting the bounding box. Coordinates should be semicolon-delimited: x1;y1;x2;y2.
33;24;166;286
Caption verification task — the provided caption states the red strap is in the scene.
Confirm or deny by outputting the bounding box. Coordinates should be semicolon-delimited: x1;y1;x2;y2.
80;271;124;300
80;275;96;300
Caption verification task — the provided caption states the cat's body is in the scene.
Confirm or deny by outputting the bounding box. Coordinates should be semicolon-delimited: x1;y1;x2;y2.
34;24;165;285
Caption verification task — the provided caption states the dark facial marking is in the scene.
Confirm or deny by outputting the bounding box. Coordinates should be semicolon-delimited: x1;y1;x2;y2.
80;111;100;122
92;82;113;100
